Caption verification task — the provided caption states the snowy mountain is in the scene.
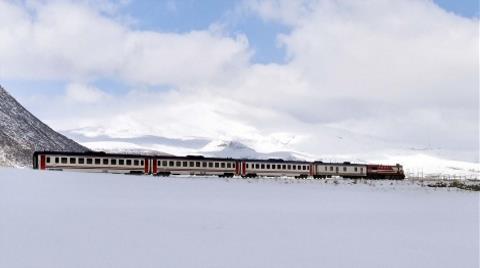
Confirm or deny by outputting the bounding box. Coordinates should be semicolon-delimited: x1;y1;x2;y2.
63;130;301;160
0;86;88;167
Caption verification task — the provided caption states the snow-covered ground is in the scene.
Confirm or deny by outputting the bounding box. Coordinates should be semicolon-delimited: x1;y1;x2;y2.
0;168;478;268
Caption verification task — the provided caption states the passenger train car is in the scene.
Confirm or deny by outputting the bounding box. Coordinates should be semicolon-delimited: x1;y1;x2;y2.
33;151;405;180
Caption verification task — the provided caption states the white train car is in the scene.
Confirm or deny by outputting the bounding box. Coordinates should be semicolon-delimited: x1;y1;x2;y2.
152;156;238;177
33;151;149;174
313;162;367;178
240;159;312;178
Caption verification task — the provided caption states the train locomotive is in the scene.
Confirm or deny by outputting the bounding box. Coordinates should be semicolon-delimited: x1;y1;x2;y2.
33;151;405;180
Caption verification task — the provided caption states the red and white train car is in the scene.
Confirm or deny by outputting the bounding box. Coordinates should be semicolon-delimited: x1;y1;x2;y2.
33;151;149;175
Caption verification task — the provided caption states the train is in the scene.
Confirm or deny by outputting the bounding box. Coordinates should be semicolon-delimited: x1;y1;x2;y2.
33;151;405;180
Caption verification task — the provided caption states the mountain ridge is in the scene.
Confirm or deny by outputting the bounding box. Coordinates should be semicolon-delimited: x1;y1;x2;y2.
0;85;88;167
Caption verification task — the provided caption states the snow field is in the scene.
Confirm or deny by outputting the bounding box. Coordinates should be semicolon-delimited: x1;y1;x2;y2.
0;168;478;268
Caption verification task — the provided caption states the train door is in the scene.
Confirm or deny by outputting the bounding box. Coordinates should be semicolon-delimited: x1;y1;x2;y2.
144;158;150;174
40;155;46;170
152;159;158;175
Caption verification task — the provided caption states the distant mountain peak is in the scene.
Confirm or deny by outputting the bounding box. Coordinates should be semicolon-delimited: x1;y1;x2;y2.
0;85;88;167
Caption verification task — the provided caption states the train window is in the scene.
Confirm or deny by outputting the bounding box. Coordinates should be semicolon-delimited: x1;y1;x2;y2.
157;160;161;166
119;159;124;165
307;166;310;170
202;162;207;168
209;162;213;168
246;164;249;168
287;165;291;170
277;165;281;169
254;164;259;169
215;163;219;168
293;165;297;170
343;167;347;171
168;161;173;167
46;157;51;163
183;161;188;167
189;162;194;167
176;161;181;167
87;158;93;165
261;164;265;169
272;165;275;170
141;160;144;165
79;158;85;164
55;157;59;164
354;167;358;172
103;159;109;165
70;158;76;164
330;166;333;171
221;163;225;168
336;167;339;172
61;157;67;164
324;166;327;171
111;159;117;165
227;163;231;168
266;164;270;169
133;160;139;166
161;160;166;166
282;164;286;169
233;163;236;168
95;159;101;165
196;162;200;167
126;160;132;166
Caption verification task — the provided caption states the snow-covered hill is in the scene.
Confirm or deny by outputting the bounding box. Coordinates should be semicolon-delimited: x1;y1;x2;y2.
63;130;479;179
0;86;88;167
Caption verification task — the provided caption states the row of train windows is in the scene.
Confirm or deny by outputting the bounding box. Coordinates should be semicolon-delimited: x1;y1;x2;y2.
158;160;235;169
323;166;363;172
247;163;309;171
46;157;144;166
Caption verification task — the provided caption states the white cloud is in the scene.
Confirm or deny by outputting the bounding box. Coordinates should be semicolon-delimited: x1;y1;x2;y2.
65;83;108;103
1;0;478;162
0;0;250;85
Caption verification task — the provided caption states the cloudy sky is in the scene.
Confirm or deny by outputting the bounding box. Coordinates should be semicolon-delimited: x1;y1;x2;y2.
1;0;478;162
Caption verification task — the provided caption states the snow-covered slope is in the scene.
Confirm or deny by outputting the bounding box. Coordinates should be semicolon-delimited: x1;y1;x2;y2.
0;168;478;268
0;86;88;167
